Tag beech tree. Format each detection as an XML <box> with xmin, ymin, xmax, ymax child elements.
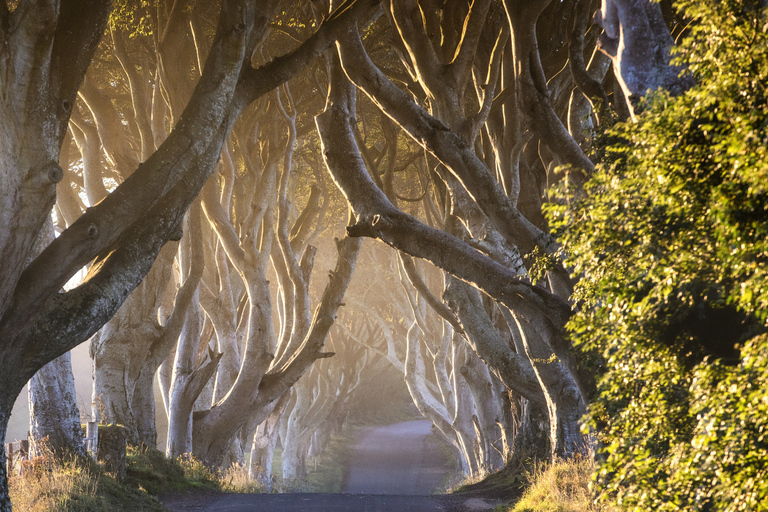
<box><xmin>0</xmin><ymin>0</ymin><xmax>377</xmax><ymax>508</ymax></box>
<box><xmin>317</xmin><ymin>1</ymin><xmax>588</xmax><ymax>460</ymax></box>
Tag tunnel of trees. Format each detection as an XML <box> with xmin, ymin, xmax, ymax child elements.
<box><xmin>1</xmin><ymin>0</ymin><xmax>767</xmax><ymax>510</ymax></box>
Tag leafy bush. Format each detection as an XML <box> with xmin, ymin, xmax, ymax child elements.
<box><xmin>549</xmin><ymin>1</ymin><xmax>768</xmax><ymax>510</ymax></box>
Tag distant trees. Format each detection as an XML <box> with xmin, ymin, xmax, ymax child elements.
<box><xmin>341</xmin><ymin>246</ymin><xmax>515</xmax><ymax>477</ymax></box>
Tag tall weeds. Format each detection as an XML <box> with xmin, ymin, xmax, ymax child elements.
<box><xmin>508</xmin><ymin>455</ymin><xmax>617</xmax><ymax>512</ymax></box>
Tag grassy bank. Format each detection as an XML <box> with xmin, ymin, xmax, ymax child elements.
<box><xmin>471</xmin><ymin>456</ymin><xmax>617</xmax><ymax>512</ymax></box>
<box><xmin>8</xmin><ymin>445</ymin><xmax>260</xmax><ymax>512</ymax></box>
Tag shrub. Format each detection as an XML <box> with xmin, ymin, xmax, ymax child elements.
<box><xmin>549</xmin><ymin>1</ymin><xmax>768</xmax><ymax>510</ymax></box>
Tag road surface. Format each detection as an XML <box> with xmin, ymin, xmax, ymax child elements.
<box><xmin>162</xmin><ymin>420</ymin><xmax>499</xmax><ymax>511</ymax></box>
<box><xmin>343</xmin><ymin>419</ymin><xmax>453</xmax><ymax>494</ymax></box>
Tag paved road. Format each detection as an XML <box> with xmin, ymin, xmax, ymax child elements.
<box><xmin>343</xmin><ymin>419</ymin><xmax>452</xmax><ymax>494</ymax></box>
<box><xmin>164</xmin><ymin>492</ymin><xmax>456</xmax><ymax>511</ymax></box>
<box><xmin>162</xmin><ymin>421</ymin><xmax>499</xmax><ymax>511</ymax></box>
<box><xmin>162</xmin><ymin>492</ymin><xmax>500</xmax><ymax>512</ymax></box>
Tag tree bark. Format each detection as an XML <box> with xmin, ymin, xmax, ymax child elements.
<box><xmin>29</xmin><ymin>351</ymin><xmax>86</xmax><ymax>458</ymax></box>
<box><xmin>594</xmin><ymin>0</ymin><xmax>692</xmax><ymax>117</ymax></box>
<box><xmin>0</xmin><ymin>1</ymin><xmax>376</xmax><ymax>507</ymax></box>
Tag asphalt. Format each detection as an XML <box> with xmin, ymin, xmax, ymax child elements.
<box><xmin>343</xmin><ymin>419</ymin><xmax>453</xmax><ymax>495</ymax></box>
<box><xmin>162</xmin><ymin>420</ymin><xmax>501</xmax><ymax>512</ymax></box>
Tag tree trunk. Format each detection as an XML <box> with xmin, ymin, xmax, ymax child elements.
<box><xmin>460</xmin><ymin>353</ymin><xmax>507</xmax><ymax>472</ymax></box>
<box><xmin>28</xmin><ymin>351</ymin><xmax>86</xmax><ymax>458</ymax></box>
<box><xmin>166</xmin><ymin>300</ymin><xmax>204</xmax><ymax>459</ymax></box>
<box><xmin>249</xmin><ymin>392</ymin><xmax>288</xmax><ymax>490</ymax></box>
<box><xmin>97</xmin><ymin>425</ymin><xmax>129</xmax><ymax>480</ymax></box>
<box><xmin>507</xmin><ymin>311</ymin><xmax>586</xmax><ymax>457</ymax></box>
<box><xmin>509</xmin><ymin>398</ymin><xmax>550</xmax><ymax>469</ymax></box>
<box><xmin>594</xmin><ymin>0</ymin><xmax>692</xmax><ymax>117</ymax></box>
<box><xmin>0</xmin><ymin>398</ymin><xmax>13</xmax><ymax>509</ymax></box>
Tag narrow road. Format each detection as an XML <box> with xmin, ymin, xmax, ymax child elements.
<box><xmin>163</xmin><ymin>493</ymin><xmax>454</xmax><ymax>511</ymax></box>
<box><xmin>163</xmin><ymin>420</ymin><xmax>498</xmax><ymax>511</ymax></box>
<box><xmin>343</xmin><ymin>419</ymin><xmax>453</xmax><ymax>494</ymax></box>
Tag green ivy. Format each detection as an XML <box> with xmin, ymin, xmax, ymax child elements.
<box><xmin>548</xmin><ymin>1</ymin><xmax>768</xmax><ymax>509</ymax></box>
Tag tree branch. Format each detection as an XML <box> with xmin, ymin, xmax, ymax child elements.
<box><xmin>336</xmin><ymin>24</ymin><xmax>562</xmax><ymax>259</ymax></box>
<box><xmin>398</xmin><ymin>253</ymin><xmax>464</xmax><ymax>336</ymax></box>
<box><xmin>51</xmin><ymin>0</ymin><xmax>113</xmax><ymax>130</ymax></box>
<box><xmin>568</xmin><ymin>0</ymin><xmax>610</xmax><ymax>121</ymax></box>
<box><xmin>447</xmin><ymin>0</ymin><xmax>495</xmax><ymax>86</ymax></box>
<box><xmin>317</xmin><ymin>50</ymin><xmax>571</xmax><ymax>341</ymax></box>
<box><xmin>201</xmin><ymin>178</ymin><xmax>247</xmax><ymax>272</ymax></box>
<box><xmin>2</xmin><ymin>0</ymin><xmax>255</xmax><ymax>369</ymax></box>
<box><xmin>234</xmin><ymin>0</ymin><xmax>380</xmax><ymax>110</ymax></box>
<box><xmin>443</xmin><ymin>276</ymin><xmax>545</xmax><ymax>405</ymax></box>
<box><xmin>503</xmin><ymin>0</ymin><xmax>595</xmax><ymax>179</ymax></box>
<box><xmin>259</xmin><ymin>236</ymin><xmax>361</xmax><ymax>402</ymax></box>
<box><xmin>150</xmin><ymin>200</ymin><xmax>206</xmax><ymax>363</ymax></box>
<box><xmin>387</xmin><ymin>0</ymin><xmax>443</xmax><ymax>89</ymax></box>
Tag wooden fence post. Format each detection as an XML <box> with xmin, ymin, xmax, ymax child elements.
<box><xmin>97</xmin><ymin>425</ymin><xmax>128</xmax><ymax>480</ymax></box>
<box><xmin>5</xmin><ymin>443</ymin><xmax>12</xmax><ymax>475</ymax></box>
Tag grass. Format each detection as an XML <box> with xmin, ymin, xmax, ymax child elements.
<box><xmin>450</xmin><ymin>457</ymin><xmax>529</xmax><ymax>501</ymax></box>
<box><xmin>494</xmin><ymin>455</ymin><xmax>617</xmax><ymax>512</ymax></box>
<box><xmin>8</xmin><ymin>444</ymin><xmax>263</xmax><ymax>512</ymax></box>
<box><xmin>9</xmin><ymin>451</ymin><xmax>166</xmax><ymax>512</ymax></box>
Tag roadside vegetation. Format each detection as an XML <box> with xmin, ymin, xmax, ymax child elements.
<box><xmin>487</xmin><ymin>456</ymin><xmax>613</xmax><ymax>512</ymax></box>
<box><xmin>482</xmin><ymin>3</ymin><xmax>768</xmax><ymax>511</ymax></box>
<box><xmin>550</xmin><ymin>2</ymin><xmax>768</xmax><ymax>510</ymax></box>
<box><xmin>8</xmin><ymin>445</ymin><xmax>259</xmax><ymax>512</ymax></box>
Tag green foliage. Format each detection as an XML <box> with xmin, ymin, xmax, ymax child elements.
<box><xmin>549</xmin><ymin>1</ymin><xmax>768</xmax><ymax>510</ymax></box>
<box><xmin>682</xmin><ymin>335</ymin><xmax>768</xmax><ymax>511</ymax></box>
<box><xmin>109</xmin><ymin>0</ymin><xmax>154</xmax><ymax>38</ymax></box>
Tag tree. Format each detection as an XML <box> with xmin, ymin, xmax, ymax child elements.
<box><xmin>340</xmin><ymin>247</ymin><xmax>513</xmax><ymax>477</ymax></box>
<box><xmin>555</xmin><ymin>1</ymin><xmax>768</xmax><ymax>509</ymax></box>
<box><xmin>593</xmin><ymin>0</ymin><xmax>692</xmax><ymax>118</ymax></box>
<box><xmin>0</xmin><ymin>0</ymin><xmax>377</xmax><ymax>508</ymax></box>
<box><xmin>317</xmin><ymin>1</ymin><xmax>589</xmax><ymax>460</ymax></box>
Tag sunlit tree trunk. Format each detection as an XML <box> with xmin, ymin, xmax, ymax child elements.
<box><xmin>85</xmin><ymin>1</ymin><xmax>204</xmax><ymax>448</ymax></box>
<box><xmin>26</xmin><ymin>220</ymin><xmax>86</xmax><ymax>458</ymax></box>
<box><xmin>0</xmin><ymin>2</ymin><xmax>113</xmax><ymax>507</ymax></box>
